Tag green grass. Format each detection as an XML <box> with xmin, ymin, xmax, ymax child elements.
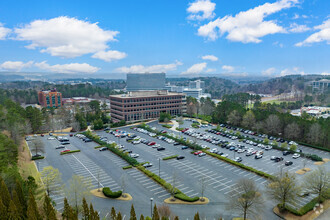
<box><xmin>162</xmin><ymin>124</ymin><xmax>173</xmax><ymax>129</ymax></box>
<box><xmin>162</xmin><ymin>155</ymin><xmax>178</xmax><ymax>160</ymax></box>
<box><xmin>60</xmin><ymin>150</ymin><xmax>81</xmax><ymax>155</ymax></box>
<box><xmin>94</xmin><ymin>146</ymin><xmax>103</xmax><ymax>149</ymax></box>
<box><xmin>122</xmin><ymin>165</ymin><xmax>133</xmax><ymax>170</ymax></box>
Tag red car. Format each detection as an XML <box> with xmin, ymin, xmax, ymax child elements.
<box><xmin>69</xmin><ymin>134</ymin><xmax>73</xmax><ymax>137</ymax></box>
<box><xmin>148</xmin><ymin>142</ymin><xmax>156</xmax><ymax>146</ymax></box>
<box><xmin>61</xmin><ymin>149</ymin><xmax>70</xmax><ymax>153</ymax></box>
<box><xmin>194</xmin><ymin>151</ymin><xmax>203</xmax><ymax>155</ymax></box>
<box><xmin>41</xmin><ymin>134</ymin><xmax>44</xmax><ymax>137</ymax></box>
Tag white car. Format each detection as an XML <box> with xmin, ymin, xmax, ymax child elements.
<box><xmin>198</xmin><ymin>153</ymin><xmax>206</xmax><ymax>157</ymax></box>
<box><xmin>47</xmin><ymin>137</ymin><xmax>55</xmax><ymax>140</ymax></box>
<box><xmin>292</xmin><ymin>153</ymin><xmax>300</xmax><ymax>159</ymax></box>
<box><xmin>221</xmin><ymin>154</ymin><xmax>228</xmax><ymax>158</ymax></box>
<box><xmin>130</xmin><ymin>153</ymin><xmax>139</xmax><ymax>158</ymax></box>
<box><xmin>210</xmin><ymin>148</ymin><xmax>218</xmax><ymax>153</ymax></box>
<box><xmin>270</xmin><ymin>156</ymin><xmax>277</xmax><ymax>160</ymax></box>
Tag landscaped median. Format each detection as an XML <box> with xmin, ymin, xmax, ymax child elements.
<box><xmin>82</xmin><ymin>131</ymin><xmax>139</xmax><ymax>166</ymax></box>
<box><xmin>91</xmin><ymin>188</ymin><xmax>132</xmax><ymax>201</ymax></box>
<box><xmin>137</xmin><ymin>165</ymin><xmax>207</xmax><ymax>204</ymax></box>
<box><xmin>60</xmin><ymin>150</ymin><xmax>81</xmax><ymax>155</ymax></box>
<box><xmin>31</xmin><ymin>156</ymin><xmax>45</xmax><ymax>160</ymax></box>
<box><xmin>162</xmin><ymin>155</ymin><xmax>178</xmax><ymax>160</ymax></box>
<box><xmin>94</xmin><ymin>145</ymin><xmax>103</xmax><ymax>149</ymax></box>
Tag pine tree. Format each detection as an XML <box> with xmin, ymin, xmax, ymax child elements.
<box><xmin>0</xmin><ymin>179</ymin><xmax>11</xmax><ymax>208</ymax></box>
<box><xmin>194</xmin><ymin>212</ymin><xmax>200</xmax><ymax>220</ymax></box>
<box><xmin>152</xmin><ymin>204</ymin><xmax>159</xmax><ymax>220</ymax></box>
<box><xmin>82</xmin><ymin>197</ymin><xmax>89</xmax><ymax>220</ymax></box>
<box><xmin>7</xmin><ymin>199</ymin><xmax>20</xmax><ymax>220</ymax></box>
<box><xmin>0</xmin><ymin>198</ymin><xmax>7</xmax><ymax>220</ymax></box>
<box><xmin>110</xmin><ymin>207</ymin><xmax>116</xmax><ymax>220</ymax></box>
<box><xmin>174</xmin><ymin>216</ymin><xmax>179</xmax><ymax>220</ymax></box>
<box><xmin>27</xmin><ymin>190</ymin><xmax>41</xmax><ymax>220</ymax></box>
<box><xmin>139</xmin><ymin>214</ymin><xmax>145</xmax><ymax>220</ymax></box>
<box><xmin>117</xmin><ymin>211</ymin><xmax>122</xmax><ymax>220</ymax></box>
<box><xmin>12</xmin><ymin>190</ymin><xmax>23</xmax><ymax>219</ymax></box>
<box><xmin>15</xmin><ymin>180</ymin><xmax>27</xmax><ymax>216</ymax></box>
<box><xmin>130</xmin><ymin>204</ymin><xmax>137</xmax><ymax>220</ymax></box>
<box><xmin>62</xmin><ymin>198</ymin><xmax>70</xmax><ymax>220</ymax></box>
<box><xmin>43</xmin><ymin>194</ymin><xmax>57</xmax><ymax>220</ymax></box>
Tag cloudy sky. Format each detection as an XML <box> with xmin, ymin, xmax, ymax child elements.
<box><xmin>0</xmin><ymin>0</ymin><xmax>329</xmax><ymax>77</ymax></box>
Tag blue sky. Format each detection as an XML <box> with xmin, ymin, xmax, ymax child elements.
<box><xmin>0</xmin><ymin>0</ymin><xmax>329</xmax><ymax>78</ymax></box>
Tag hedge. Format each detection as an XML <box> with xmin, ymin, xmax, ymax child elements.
<box><xmin>94</xmin><ymin>146</ymin><xmax>103</xmax><ymax>149</ymax></box>
<box><xmin>83</xmin><ymin>132</ymin><xmax>139</xmax><ymax>166</ymax></box>
<box><xmin>176</xmin><ymin>127</ymin><xmax>184</xmax><ymax>131</ymax></box>
<box><xmin>122</xmin><ymin>165</ymin><xmax>133</xmax><ymax>170</ymax></box>
<box><xmin>102</xmin><ymin>187</ymin><xmax>122</xmax><ymax>198</ymax></box>
<box><xmin>31</xmin><ymin>156</ymin><xmax>44</xmax><ymax>160</ymax></box>
<box><xmin>162</xmin><ymin>155</ymin><xmax>178</xmax><ymax>160</ymax></box>
<box><xmin>205</xmin><ymin>151</ymin><xmax>275</xmax><ymax>180</ymax></box>
<box><xmin>191</xmin><ymin>123</ymin><xmax>200</xmax><ymax>128</ymax></box>
<box><xmin>137</xmin><ymin>166</ymin><xmax>199</xmax><ymax>202</ymax></box>
<box><xmin>162</xmin><ymin>124</ymin><xmax>173</xmax><ymax>129</ymax></box>
<box><xmin>60</xmin><ymin>150</ymin><xmax>81</xmax><ymax>155</ymax></box>
<box><xmin>284</xmin><ymin>196</ymin><xmax>326</xmax><ymax>216</ymax></box>
<box><xmin>174</xmin><ymin>193</ymin><xmax>199</xmax><ymax>202</ymax></box>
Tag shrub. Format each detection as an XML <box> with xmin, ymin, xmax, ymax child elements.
<box><xmin>162</xmin><ymin>124</ymin><xmax>172</xmax><ymax>129</ymax></box>
<box><xmin>176</xmin><ymin>127</ymin><xmax>184</xmax><ymax>131</ymax></box>
<box><xmin>60</xmin><ymin>150</ymin><xmax>81</xmax><ymax>155</ymax></box>
<box><xmin>122</xmin><ymin>165</ymin><xmax>133</xmax><ymax>170</ymax></box>
<box><xmin>174</xmin><ymin>193</ymin><xmax>199</xmax><ymax>202</ymax></box>
<box><xmin>162</xmin><ymin>155</ymin><xmax>178</xmax><ymax>160</ymax></box>
<box><xmin>191</xmin><ymin>123</ymin><xmax>200</xmax><ymax>128</ymax></box>
<box><xmin>94</xmin><ymin>146</ymin><xmax>103</xmax><ymax>149</ymax></box>
<box><xmin>102</xmin><ymin>187</ymin><xmax>122</xmax><ymax>198</ymax></box>
<box><xmin>306</xmin><ymin>154</ymin><xmax>323</xmax><ymax>161</ymax></box>
<box><xmin>31</xmin><ymin>156</ymin><xmax>44</xmax><ymax>160</ymax></box>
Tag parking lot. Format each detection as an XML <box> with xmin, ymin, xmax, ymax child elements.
<box><xmin>25</xmin><ymin>119</ymin><xmax>330</xmax><ymax>219</ymax></box>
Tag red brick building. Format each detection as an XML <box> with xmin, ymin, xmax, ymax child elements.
<box><xmin>38</xmin><ymin>89</ymin><xmax>62</xmax><ymax>108</ymax></box>
<box><xmin>109</xmin><ymin>90</ymin><xmax>186</xmax><ymax>122</ymax></box>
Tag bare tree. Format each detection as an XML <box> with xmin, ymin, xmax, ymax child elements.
<box><xmin>227</xmin><ymin>110</ymin><xmax>241</xmax><ymax>126</ymax></box>
<box><xmin>157</xmin><ymin>204</ymin><xmax>173</xmax><ymax>219</ymax></box>
<box><xmin>170</xmin><ymin>171</ymin><xmax>179</xmax><ymax>199</ymax></box>
<box><xmin>31</xmin><ymin>138</ymin><xmax>45</xmax><ymax>156</ymax></box>
<box><xmin>227</xmin><ymin>179</ymin><xmax>263</xmax><ymax>220</ymax></box>
<box><xmin>199</xmin><ymin>176</ymin><xmax>208</xmax><ymax>201</ymax></box>
<box><xmin>284</xmin><ymin>122</ymin><xmax>301</xmax><ymax>140</ymax></box>
<box><xmin>266</xmin><ymin>171</ymin><xmax>301</xmax><ymax>212</ymax></box>
<box><xmin>242</xmin><ymin>110</ymin><xmax>256</xmax><ymax>128</ymax></box>
<box><xmin>307</xmin><ymin>124</ymin><xmax>323</xmax><ymax>145</ymax></box>
<box><xmin>71</xmin><ymin>119</ymin><xmax>81</xmax><ymax>132</ymax></box>
<box><xmin>120</xmin><ymin>174</ymin><xmax>127</xmax><ymax>197</ymax></box>
<box><xmin>303</xmin><ymin>166</ymin><xmax>330</xmax><ymax>202</ymax></box>
<box><xmin>40</xmin><ymin>166</ymin><xmax>63</xmax><ymax>197</ymax></box>
<box><xmin>264</xmin><ymin>114</ymin><xmax>281</xmax><ymax>135</ymax></box>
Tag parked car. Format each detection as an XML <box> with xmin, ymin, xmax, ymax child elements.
<box><xmin>61</xmin><ymin>141</ymin><xmax>70</xmax><ymax>145</ymax></box>
<box><xmin>285</xmin><ymin>161</ymin><xmax>293</xmax><ymax>166</ymax></box>
<box><xmin>69</xmin><ymin>134</ymin><xmax>73</xmax><ymax>137</ymax></box>
<box><xmin>198</xmin><ymin>152</ymin><xmax>206</xmax><ymax>157</ymax></box>
<box><xmin>157</xmin><ymin>147</ymin><xmax>165</xmax><ymax>151</ymax></box>
<box><xmin>148</xmin><ymin>142</ymin><xmax>156</xmax><ymax>146</ymax></box>
<box><xmin>181</xmin><ymin>146</ymin><xmax>188</xmax><ymax>150</ymax></box>
<box><xmin>176</xmin><ymin>156</ymin><xmax>185</xmax><ymax>160</ymax></box>
<box><xmin>47</xmin><ymin>137</ymin><xmax>55</xmax><ymax>140</ymax></box>
<box><xmin>234</xmin><ymin>157</ymin><xmax>242</xmax><ymax>162</ymax></box>
<box><xmin>84</xmin><ymin>138</ymin><xmax>92</xmax><ymax>142</ymax></box>
<box><xmin>283</xmin><ymin>151</ymin><xmax>291</xmax><ymax>156</ymax></box>
<box><xmin>99</xmin><ymin>147</ymin><xmax>108</xmax><ymax>151</ymax></box>
<box><xmin>194</xmin><ymin>151</ymin><xmax>203</xmax><ymax>155</ymax></box>
<box><xmin>143</xmin><ymin>163</ymin><xmax>153</xmax><ymax>168</ymax></box>
<box><xmin>292</xmin><ymin>153</ymin><xmax>300</xmax><ymax>159</ymax></box>
<box><xmin>55</xmin><ymin>145</ymin><xmax>65</xmax><ymax>149</ymax></box>
<box><xmin>255</xmin><ymin>154</ymin><xmax>263</xmax><ymax>159</ymax></box>
<box><xmin>274</xmin><ymin>157</ymin><xmax>284</xmax><ymax>162</ymax></box>
<box><xmin>130</xmin><ymin>153</ymin><xmax>139</xmax><ymax>158</ymax></box>
<box><xmin>61</xmin><ymin>149</ymin><xmax>70</xmax><ymax>153</ymax></box>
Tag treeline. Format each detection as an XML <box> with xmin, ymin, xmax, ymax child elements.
<box><xmin>212</xmin><ymin>100</ymin><xmax>330</xmax><ymax>148</ymax></box>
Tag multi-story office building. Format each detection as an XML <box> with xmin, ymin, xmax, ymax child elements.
<box><xmin>109</xmin><ymin>90</ymin><xmax>186</xmax><ymax>122</ymax></box>
<box><xmin>311</xmin><ymin>79</ymin><xmax>330</xmax><ymax>93</ymax></box>
<box><xmin>126</xmin><ymin>73</ymin><xmax>166</xmax><ymax>91</ymax></box>
<box><xmin>38</xmin><ymin>89</ymin><xmax>62</xmax><ymax>108</ymax></box>
<box><xmin>189</xmin><ymin>79</ymin><xmax>205</xmax><ymax>90</ymax></box>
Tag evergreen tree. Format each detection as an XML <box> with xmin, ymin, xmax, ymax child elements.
<box><xmin>12</xmin><ymin>190</ymin><xmax>23</xmax><ymax>219</ymax></box>
<box><xmin>152</xmin><ymin>204</ymin><xmax>159</xmax><ymax>220</ymax></box>
<box><xmin>139</xmin><ymin>214</ymin><xmax>145</xmax><ymax>220</ymax></box>
<box><xmin>82</xmin><ymin>197</ymin><xmax>89</xmax><ymax>220</ymax></box>
<box><xmin>43</xmin><ymin>194</ymin><xmax>57</xmax><ymax>220</ymax></box>
<box><xmin>89</xmin><ymin>203</ymin><xmax>99</xmax><ymax>220</ymax></box>
<box><xmin>130</xmin><ymin>204</ymin><xmax>137</xmax><ymax>220</ymax></box>
<box><xmin>110</xmin><ymin>207</ymin><xmax>116</xmax><ymax>220</ymax></box>
<box><xmin>0</xmin><ymin>179</ymin><xmax>11</xmax><ymax>208</ymax></box>
<box><xmin>15</xmin><ymin>180</ymin><xmax>27</xmax><ymax>216</ymax></box>
<box><xmin>27</xmin><ymin>190</ymin><xmax>41</xmax><ymax>220</ymax></box>
<box><xmin>174</xmin><ymin>216</ymin><xmax>179</xmax><ymax>220</ymax></box>
<box><xmin>7</xmin><ymin>199</ymin><xmax>20</xmax><ymax>220</ymax></box>
<box><xmin>117</xmin><ymin>212</ymin><xmax>122</xmax><ymax>220</ymax></box>
<box><xmin>0</xmin><ymin>198</ymin><xmax>7</xmax><ymax>220</ymax></box>
<box><xmin>194</xmin><ymin>212</ymin><xmax>200</xmax><ymax>220</ymax></box>
<box><xmin>62</xmin><ymin>198</ymin><xmax>70</xmax><ymax>220</ymax></box>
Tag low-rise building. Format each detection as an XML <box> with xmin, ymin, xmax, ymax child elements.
<box><xmin>109</xmin><ymin>90</ymin><xmax>186</xmax><ymax>123</ymax></box>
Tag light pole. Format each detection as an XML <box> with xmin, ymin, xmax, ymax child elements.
<box><xmin>159</xmin><ymin>158</ymin><xmax>161</xmax><ymax>178</ymax></box>
<box><xmin>150</xmin><ymin>198</ymin><xmax>153</xmax><ymax>217</ymax></box>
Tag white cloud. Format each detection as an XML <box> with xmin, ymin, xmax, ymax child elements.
<box><xmin>293</xmin><ymin>13</ymin><xmax>300</xmax><ymax>19</ymax></box>
<box><xmin>206</xmin><ymin>68</ymin><xmax>216</xmax><ymax>73</ymax></box>
<box><xmin>222</xmin><ymin>65</ymin><xmax>235</xmax><ymax>72</ymax></box>
<box><xmin>92</xmin><ymin>50</ymin><xmax>127</xmax><ymax>62</ymax></box>
<box><xmin>15</xmin><ymin>16</ymin><xmax>121</xmax><ymax>58</ymax></box>
<box><xmin>116</xmin><ymin>61</ymin><xmax>182</xmax><ymax>73</ymax></box>
<box><xmin>202</xmin><ymin>54</ymin><xmax>218</xmax><ymax>61</ymax></box>
<box><xmin>262</xmin><ymin>67</ymin><xmax>276</xmax><ymax>76</ymax></box>
<box><xmin>280</xmin><ymin>67</ymin><xmax>305</xmax><ymax>76</ymax></box>
<box><xmin>0</xmin><ymin>61</ymin><xmax>33</xmax><ymax>71</ymax></box>
<box><xmin>197</xmin><ymin>0</ymin><xmax>298</xmax><ymax>43</ymax></box>
<box><xmin>35</xmin><ymin>61</ymin><xmax>99</xmax><ymax>73</ymax></box>
<box><xmin>289</xmin><ymin>22</ymin><xmax>310</xmax><ymax>33</ymax></box>
<box><xmin>295</xmin><ymin>18</ymin><xmax>330</xmax><ymax>46</ymax></box>
<box><xmin>0</xmin><ymin>23</ymin><xmax>10</xmax><ymax>40</ymax></box>
<box><xmin>187</xmin><ymin>0</ymin><xmax>216</xmax><ymax>21</ymax></box>
<box><xmin>182</xmin><ymin>62</ymin><xmax>207</xmax><ymax>75</ymax></box>
<box><xmin>321</xmin><ymin>72</ymin><xmax>330</xmax><ymax>76</ymax></box>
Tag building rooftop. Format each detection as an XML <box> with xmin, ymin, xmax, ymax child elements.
<box><xmin>110</xmin><ymin>90</ymin><xmax>184</xmax><ymax>98</ymax></box>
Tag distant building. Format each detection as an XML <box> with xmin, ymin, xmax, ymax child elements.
<box><xmin>38</xmin><ymin>89</ymin><xmax>62</xmax><ymax>108</ymax></box>
<box><xmin>166</xmin><ymin>79</ymin><xmax>211</xmax><ymax>100</ymax></box>
<box><xmin>126</xmin><ymin>73</ymin><xmax>166</xmax><ymax>91</ymax></box>
<box><xmin>291</xmin><ymin>106</ymin><xmax>330</xmax><ymax>118</ymax></box>
<box><xmin>62</xmin><ymin>97</ymin><xmax>94</xmax><ymax>105</ymax></box>
<box><xmin>189</xmin><ymin>79</ymin><xmax>205</xmax><ymax>90</ymax></box>
<box><xmin>109</xmin><ymin>90</ymin><xmax>186</xmax><ymax>123</ymax></box>
<box><xmin>311</xmin><ymin>79</ymin><xmax>330</xmax><ymax>93</ymax></box>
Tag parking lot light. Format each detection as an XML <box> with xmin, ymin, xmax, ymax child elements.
<box><xmin>159</xmin><ymin>158</ymin><xmax>161</xmax><ymax>178</ymax></box>
<box><xmin>150</xmin><ymin>198</ymin><xmax>153</xmax><ymax>217</ymax></box>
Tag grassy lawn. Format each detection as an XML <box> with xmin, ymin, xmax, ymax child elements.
<box><xmin>262</xmin><ymin>100</ymin><xmax>295</xmax><ymax>104</ymax></box>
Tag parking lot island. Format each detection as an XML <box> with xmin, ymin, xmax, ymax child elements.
<box><xmin>164</xmin><ymin>196</ymin><xmax>209</xmax><ymax>205</ymax></box>
<box><xmin>91</xmin><ymin>188</ymin><xmax>132</xmax><ymax>201</ymax></box>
